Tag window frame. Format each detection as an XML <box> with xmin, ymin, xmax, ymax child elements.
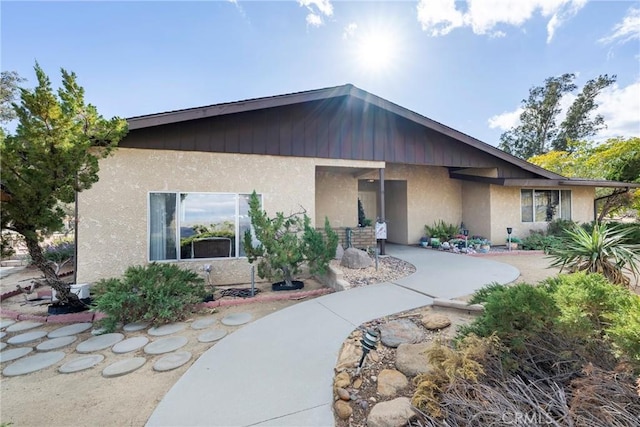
<box><xmin>520</xmin><ymin>189</ymin><xmax>572</xmax><ymax>223</ymax></box>
<box><xmin>147</xmin><ymin>191</ymin><xmax>261</xmax><ymax>262</ymax></box>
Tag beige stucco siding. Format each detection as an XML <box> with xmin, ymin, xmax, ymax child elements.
<box><xmin>489</xmin><ymin>186</ymin><xmax>595</xmax><ymax>242</ymax></box>
<box><xmin>77</xmin><ymin>149</ymin><xmax>318</xmax><ymax>285</ymax></box>
<box><xmin>315</xmin><ymin>170</ymin><xmax>358</xmax><ymax>227</ymax></box>
<box><xmin>461</xmin><ymin>181</ymin><xmax>492</xmax><ymax>239</ymax></box>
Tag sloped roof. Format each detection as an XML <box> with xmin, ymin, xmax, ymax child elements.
<box><xmin>126</xmin><ymin>84</ymin><xmax>638</xmax><ymax>188</ymax></box>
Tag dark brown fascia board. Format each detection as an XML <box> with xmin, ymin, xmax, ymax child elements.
<box><xmin>126</xmin><ymin>83</ymin><xmax>563</xmax><ymax>180</ymax></box>
<box><xmin>450</xmin><ymin>172</ymin><xmax>640</xmax><ymax>189</ymax></box>
<box><xmin>127</xmin><ymin>85</ymin><xmax>353</xmax><ymax>130</ymax></box>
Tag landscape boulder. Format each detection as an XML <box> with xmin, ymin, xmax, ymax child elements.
<box><xmin>367</xmin><ymin>397</ymin><xmax>415</xmax><ymax>427</ymax></box>
<box><xmin>341</xmin><ymin>248</ymin><xmax>373</xmax><ymax>269</ymax></box>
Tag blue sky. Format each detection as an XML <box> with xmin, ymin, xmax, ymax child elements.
<box><xmin>2</xmin><ymin>1</ymin><xmax>639</xmax><ymax>147</ymax></box>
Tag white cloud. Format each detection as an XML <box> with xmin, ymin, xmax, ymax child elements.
<box><xmin>595</xmin><ymin>79</ymin><xmax>640</xmax><ymax>140</ymax></box>
<box><xmin>488</xmin><ymin>107</ymin><xmax>523</xmax><ymax>130</ymax></box>
<box><xmin>416</xmin><ymin>0</ymin><xmax>587</xmax><ymax>43</ymax></box>
<box><xmin>299</xmin><ymin>0</ymin><xmax>333</xmax><ymax>27</ymax></box>
<box><xmin>599</xmin><ymin>6</ymin><xmax>640</xmax><ymax>45</ymax></box>
<box><xmin>343</xmin><ymin>22</ymin><xmax>358</xmax><ymax>39</ymax></box>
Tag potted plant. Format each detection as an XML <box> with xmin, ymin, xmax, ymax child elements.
<box><xmin>243</xmin><ymin>191</ymin><xmax>338</xmax><ymax>291</ymax></box>
<box><xmin>506</xmin><ymin>236</ymin><xmax>523</xmax><ymax>250</ymax></box>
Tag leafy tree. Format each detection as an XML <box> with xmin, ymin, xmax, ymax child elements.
<box><xmin>0</xmin><ymin>70</ymin><xmax>25</xmax><ymax>124</ymax></box>
<box><xmin>498</xmin><ymin>73</ymin><xmax>615</xmax><ymax>158</ymax></box>
<box><xmin>242</xmin><ymin>191</ymin><xmax>338</xmax><ymax>288</ymax></box>
<box><xmin>0</xmin><ymin>64</ymin><xmax>128</xmax><ymax>305</ymax></box>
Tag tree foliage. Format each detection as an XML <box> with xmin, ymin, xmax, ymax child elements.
<box><xmin>242</xmin><ymin>191</ymin><xmax>338</xmax><ymax>287</ymax></box>
<box><xmin>498</xmin><ymin>73</ymin><xmax>616</xmax><ymax>158</ymax></box>
<box><xmin>1</xmin><ymin>70</ymin><xmax>25</xmax><ymax>124</ymax></box>
<box><xmin>0</xmin><ymin>63</ymin><xmax>128</xmax><ymax>304</ymax></box>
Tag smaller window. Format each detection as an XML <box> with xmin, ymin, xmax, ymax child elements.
<box><xmin>520</xmin><ymin>189</ymin><xmax>571</xmax><ymax>223</ymax></box>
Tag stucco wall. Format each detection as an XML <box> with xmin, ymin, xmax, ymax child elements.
<box><xmin>385</xmin><ymin>180</ymin><xmax>408</xmax><ymax>244</ymax></box>
<box><xmin>461</xmin><ymin>181</ymin><xmax>492</xmax><ymax>239</ymax></box>
<box><xmin>489</xmin><ymin>186</ymin><xmax>595</xmax><ymax>243</ymax></box>
<box><xmin>315</xmin><ymin>170</ymin><xmax>357</xmax><ymax>227</ymax></box>
<box><xmin>77</xmin><ymin>149</ymin><xmax>317</xmax><ymax>285</ymax></box>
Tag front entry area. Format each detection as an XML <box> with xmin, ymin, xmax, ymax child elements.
<box><xmin>358</xmin><ymin>179</ymin><xmax>408</xmax><ymax>244</ymax></box>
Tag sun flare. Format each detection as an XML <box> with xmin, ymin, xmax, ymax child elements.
<box><xmin>356</xmin><ymin>31</ymin><xmax>396</xmax><ymax>72</ymax></box>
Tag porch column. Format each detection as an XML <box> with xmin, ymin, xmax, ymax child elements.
<box><xmin>378</xmin><ymin>168</ymin><xmax>386</xmax><ymax>255</ymax></box>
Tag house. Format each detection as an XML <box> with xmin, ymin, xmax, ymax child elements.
<box><xmin>76</xmin><ymin>84</ymin><xmax>638</xmax><ymax>284</ymax></box>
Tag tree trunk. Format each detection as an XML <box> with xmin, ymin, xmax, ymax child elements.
<box><xmin>281</xmin><ymin>266</ymin><xmax>293</xmax><ymax>288</ymax></box>
<box><xmin>23</xmin><ymin>232</ymin><xmax>81</xmax><ymax>307</ymax></box>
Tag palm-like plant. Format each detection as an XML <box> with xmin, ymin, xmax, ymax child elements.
<box><xmin>547</xmin><ymin>223</ymin><xmax>640</xmax><ymax>287</ymax></box>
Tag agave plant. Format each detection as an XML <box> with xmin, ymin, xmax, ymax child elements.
<box><xmin>547</xmin><ymin>223</ymin><xmax>640</xmax><ymax>287</ymax></box>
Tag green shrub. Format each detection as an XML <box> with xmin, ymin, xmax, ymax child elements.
<box><xmin>43</xmin><ymin>239</ymin><xmax>74</xmax><ymax>263</ymax></box>
<box><xmin>521</xmin><ymin>232</ymin><xmax>562</xmax><ymax>252</ymax></box>
<box><xmin>460</xmin><ymin>283</ymin><xmax>559</xmax><ymax>350</ymax></box>
<box><xmin>546</xmin><ymin>219</ymin><xmax>577</xmax><ymax>237</ymax></box>
<box><xmin>424</xmin><ymin>220</ymin><xmax>459</xmax><ymax>241</ymax></box>
<box><xmin>92</xmin><ymin>263</ymin><xmax>206</xmax><ymax>332</ymax></box>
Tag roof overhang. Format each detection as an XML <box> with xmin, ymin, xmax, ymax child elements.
<box><xmin>450</xmin><ymin>172</ymin><xmax>640</xmax><ymax>189</ymax></box>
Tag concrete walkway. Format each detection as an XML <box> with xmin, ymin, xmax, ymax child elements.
<box><xmin>146</xmin><ymin>245</ymin><xmax>519</xmax><ymax>427</ymax></box>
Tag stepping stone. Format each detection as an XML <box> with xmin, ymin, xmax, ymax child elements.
<box><xmin>0</xmin><ymin>319</ymin><xmax>16</xmax><ymax>329</ymax></box>
<box><xmin>123</xmin><ymin>321</ymin><xmax>150</xmax><ymax>332</ymax></box>
<box><xmin>191</xmin><ymin>317</ymin><xmax>216</xmax><ymax>330</ymax></box>
<box><xmin>6</xmin><ymin>321</ymin><xmax>43</xmax><ymax>333</ymax></box>
<box><xmin>0</xmin><ymin>347</ymin><xmax>33</xmax><ymax>363</ymax></box>
<box><xmin>144</xmin><ymin>336</ymin><xmax>188</xmax><ymax>355</ymax></box>
<box><xmin>0</xmin><ymin>342</ymin><xmax>6</xmax><ymax>351</ymax></box>
<box><xmin>7</xmin><ymin>330</ymin><xmax>48</xmax><ymax>345</ymax></box>
<box><xmin>37</xmin><ymin>336</ymin><xmax>78</xmax><ymax>352</ymax></box>
<box><xmin>112</xmin><ymin>336</ymin><xmax>149</xmax><ymax>354</ymax></box>
<box><xmin>221</xmin><ymin>313</ymin><xmax>252</xmax><ymax>326</ymax></box>
<box><xmin>379</xmin><ymin>319</ymin><xmax>424</xmax><ymax>348</ymax></box>
<box><xmin>76</xmin><ymin>333</ymin><xmax>124</xmax><ymax>353</ymax></box>
<box><xmin>59</xmin><ymin>354</ymin><xmax>105</xmax><ymax>374</ymax></box>
<box><xmin>197</xmin><ymin>329</ymin><xmax>227</xmax><ymax>343</ymax></box>
<box><xmin>153</xmin><ymin>351</ymin><xmax>192</xmax><ymax>372</ymax></box>
<box><xmin>148</xmin><ymin>323</ymin><xmax>186</xmax><ymax>336</ymax></box>
<box><xmin>102</xmin><ymin>357</ymin><xmax>146</xmax><ymax>378</ymax></box>
<box><xmin>0</xmin><ymin>332</ymin><xmax>6</xmax><ymax>339</ymax></box>
<box><xmin>2</xmin><ymin>351</ymin><xmax>65</xmax><ymax>376</ymax></box>
<box><xmin>48</xmin><ymin>322</ymin><xmax>93</xmax><ymax>338</ymax></box>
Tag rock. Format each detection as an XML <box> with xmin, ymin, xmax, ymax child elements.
<box><xmin>421</xmin><ymin>313</ymin><xmax>451</xmax><ymax>330</ymax></box>
<box><xmin>396</xmin><ymin>342</ymin><xmax>433</xmax><ymax>377</ymax></box>
<box><xmin>379</xmin><ymin>319</ymin><xmax>424</xmax><ymax>348</ymax></box>
<box><xmin>335</xmin><ymin>341</ymin><xmax>362</xmax><ymax>372</ymax></box>
<box><xmin>353</xmin><ymin>378</ymin><xmax>363</xmax><ymax>389</ymax></box>
<box><xmin>395</xmin><ymin>342</ymin><xmax>435</xmax><ymax>377</ymax></box>
<box><xmin>367</xmin><ymin>397</ymin><xmax>415</xmax><ymax>427</ymax></box>
<box><xmin>334</xmin><ymin>400</ymin><xmax>353</xmax><ymax>420</ymax></box>
<box><xmin>377</xmin><ymin>369</ymin><xmax>408</xmax><ymax>397</ymax></box>
<box><xmin>334</xmin><ymin>243</ymin><xmax>345</xmax><ymax>260</ymax></box>
<box><xmin>334</xmin><ymin>371</ymin><xmax>351</xmax><ymax>389</ymax></box>
<box><xmin>336</xmin><ymin>387</ymin><xmax>350</xmax><ymax>401</ymax></box>
<box><xmin>341</xmin><ymin>248</ymin><xmax>373</xmax><ymax>269</ymax></box>
<box><xmin>369</xmin><ymin>350</ymin><xmax>379</xmax><ymax>362</ymax></box>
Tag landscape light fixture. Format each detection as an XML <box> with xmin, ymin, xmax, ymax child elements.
<box><xmin>507</xmin><ymin>227</ymin><xmax>513</xmax><ymax>251</ymax></box>
<box><xmin>463</xmin><ymin>229</ymin><xmax>469</xmax><ymax>248</ymax></box>
<box><xmin>357</xmin><ymin>328</ymin><xmax>379</xmax><ymax>374</ymax></box>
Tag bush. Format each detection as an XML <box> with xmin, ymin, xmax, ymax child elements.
<box><xmin>43</xmin><ymin>239</ymin><xmax>74</xmax><ymax>264</ymax></box>
<box><xmin>546</xmin><ymin>218</ymin><xmax>577</xmax><ymax>237</ymax></box>
<box><xmin>521</xmin><ymin>232</ymin><xmax>562</xmax><ymax>252</ymax></box>
<box><xmin>92</xmin><ymin>263</ymin><xmax>206</xmax><ymax>332</ymax></box>
<box><xmin>424</xmin><ymin>220</ymin><xmax>459</xmax><ymax>241</ymax></box>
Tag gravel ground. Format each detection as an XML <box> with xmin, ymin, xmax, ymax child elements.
<box><xmin>330</xmin><ymin>256</ymin><xmax>416</xmax><ymax>287</ymax></box>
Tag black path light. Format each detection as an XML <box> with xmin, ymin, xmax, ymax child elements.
<box><xmin>357</xmin><ymin>328</ymin><xmax>379</xmax><ymax>374</ymax></box>
<box><xmin>507</xmin><ymin>227</ymin><xmax>513</xmax><ymax>251</ymax></box>
<box><xmin>463</xmin><ymin>229</ymin><xmax>469</xmax><ymax>249</ymax></box>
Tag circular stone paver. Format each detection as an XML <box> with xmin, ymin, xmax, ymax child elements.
<box><xmin>6</xmin><ymin>321</ymin><xmax>44</xmax><ymax>333</ymax></box>
<box><xmin>191</xmin><ymin>318</ymin><xmax>217</xmax><ymax>330</ymax></box>
<box><xmin>102</xmin><ymin>357</ymin><xmax>146</xmax><ymax>378</ymax></box>
<box><xmin>2</xmin><ymin>351</ymin><xmax>65</xmax><ymax>376</ymax></box>
<box><xmin>153</xmin><ymin>351</ymin><xmax>192</xmax><ymax>372</ymax></box>
<box><xmin>59</xmin><ymin>354</ymin><xmax>105</xmax><ymax>374</ymax></box>
<box><xmin>112</xmin><ymin>336</ymin><xmax>149</xmax><ymax>354</ymax></box>
<box><xmin>0</xmin><ymin>331</ymin><xmax>6</xmax><ymax>339</ymax></box>
<box><xmin>148</xmin><ymin>323</ymin><xmax>187</xmax><ymax>336</ymax></box>
<box><xmin>197</xmin><ymin>329</ymin><xmax>227</xmax><ymax>343</ymax></box>
<box><xmin>0</xmin><ymin>347</ymin><xmax>33</xmax><ymax>363</ymax></box>
<box><xmin>123</xmin><ymin>321</ymin><xmax>150</xmax><ymax>332</ymax></box>
<box><xmin>0</xmin><ymin>342</ymin><xmax>6</xmax><ymax>351</ymax></box>
<box><xmin>0</xmin><ymin>319</ymin><xmax>16</xmax><ymax>329</ymax></box>
<box><xmin>36</xmin><ymin>336</ymin><xmax>78</xmax><ymax>351</ymax></box>
<box><xmin>7</xmin><ymin>330</ymin><xmax>48</xmax><ymax>345</ymax></box>
<box><xmin>76</xmin><ymin>333</ymin><xmax>124</xmax><ymax>353</ymax></box>
<box><xmin>144</xmin><ymin>336</ymin><xmax>189</xmax><ymax>355</ymax></box>
<box><xmin>48</xmin><ymin>322</ymin><xmax>93</xmax><ymax>338</ymax></box>
<box><xmin>221</xmin><ymin>313</ymin><xmax>252</xmax><ymax>326</ymax></box>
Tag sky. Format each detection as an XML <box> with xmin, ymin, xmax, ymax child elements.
<box><xmin>2</xmin><ymin>0</ymin><xmax>639</xmax><ymax>147</ymax></box>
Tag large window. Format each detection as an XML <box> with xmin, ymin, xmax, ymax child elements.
<box><xmin>149</xmin><ymin>192</ymin><xmax>259</xmax><ymax>261</ymax></box>
<box><xmin>521</xmin><ymin>189</ymin><xmax>571</xmax><ymax>222</ymax></box>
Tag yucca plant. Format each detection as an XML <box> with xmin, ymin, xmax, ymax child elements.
<box><xmin>547</xmin><ymin>223</ymin><xmax>640</xmax><ymax>287</ymax></box>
